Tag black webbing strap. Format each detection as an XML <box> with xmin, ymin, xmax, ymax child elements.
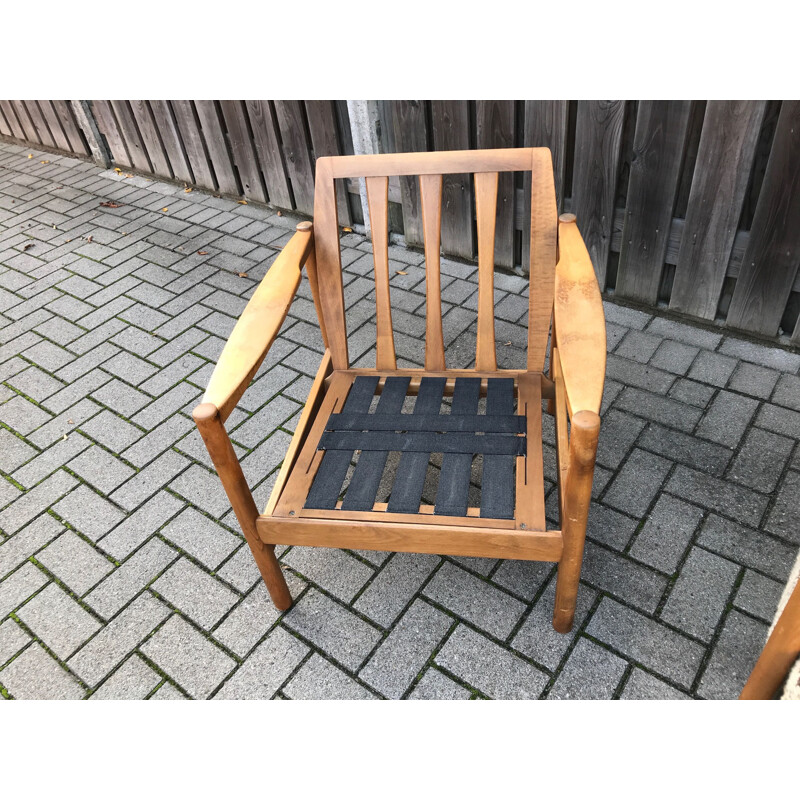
<box><xmin>480</xmin><ymin>378</ymin><xmax>516</xmax><ymax>519</ymax></box>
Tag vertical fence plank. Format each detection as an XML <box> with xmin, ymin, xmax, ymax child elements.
<box><xmin>38</xmin><ymin>101</ymin><xmax>71</xmax><ymax>152</ymax></box>
<box><xmin>669</xmin><ymin>101</ymin><xmax>766</xmax><ymax>319</ymax></box>
<box><xmin>58</xmin><ymin>101</ymin><xmax>91</xmax><ymax>157</ymax></box>
<box><xmin>0</xmin><ymin>101</ymin><xmax>24</xmax><ymax>139</ymax></box>
<box><xmin>476</xmin><ymin>101</ymin><xmax>516</xmax><ymax>269</ymax></box>
<box><xmin>92</xmin><ymin>100</ymin><xmax>132</xmax><ymax>167</ymax></box>
<box><xmin>274</xmin><ymin>101</ymin><xmax>315</xmax><ymax>215</ymax></box>
<box><xmin>522</xmin><ymin>100</ymin><xmax>568</xmax><ymax>272</ymax></box>
<box><xmin>571</xmin><ymin>100</ymin><xmax>626</xmax><ymax>288</ymax></box>
<box><xmin>615</xmin><ymin>101</ymin><xmax>691</xmax><ymax>303</ymax></box>
<box><xmin>726</xmin><ymin>101</ymin><xmax>800</xmax><ymax>336</ymax></box>
<box><xmin>24</xmin><ymin>101</ymin><xmax>55</xmax><ymax>148</ymax></box>
<box><xmin>109</xmin><ymin>100</ymin><xmax>152</xmax><ymax>173</ymax></box>
<box><xmin>244</xmin><ymin>100</ymin><xmax>293</xmax><ymax>209</ymax></box>
<box><xmin>194</xmin><ymin>101</ymin><xmax>239</xmax><ymax>196</ymax></box>
<box><xmin>149</xmin><ymin>101</ymin><xmax>193</xmax><ymax>184</ymax></box>
<box><xmin>171</xmin><ymin>100</ymin><xmax>216</xmax><ymax>190</ymax></box>
<box><xmin>11</xmin><ymin>101</ymin><xmax>39</xmax><ymax>143</ymax></box>
<box><xmin>391</xmin><ymin>100</ymin><xmax>428</xmax><ymax>248</ymax></box>
<box><xmin>220</xmin><ymin>100</ymin><xmax>267</xmax><ymax>203</ymax></box>
<box><xmin>305</xmin><ymin>100</ymin><xmax>352</xmax><ymax>226</ymax></box>
<box><xmin>129</xmin><ymin>101</ymin><xmax>171</xmax><ymax>177</ymax></box>
<box><xmin>430</xmin><ymin>100</ymin><xmax>475</xmax><ymax>260</ymax></box>
<box><xmin>0</xmin><ymin>103</ymin><xmax>12</xmax><ymax>136</ymax></box>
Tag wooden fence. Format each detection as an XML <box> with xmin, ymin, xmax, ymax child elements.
<box><xmin>1</xmin><ymin>99</ymin><xmax>798</xmax><ymax>343</ymax></box>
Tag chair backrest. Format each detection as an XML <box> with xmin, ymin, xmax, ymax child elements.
<box><xmin>312</xmin><ymin>148</ymin><xmax>558</xmax><ymax>373</ymax></box>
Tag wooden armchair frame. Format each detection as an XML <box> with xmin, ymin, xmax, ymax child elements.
<box><xmin>192</xmin><ymin>147</ymin><xmax>606</xmax><ymax>633</ymax></box>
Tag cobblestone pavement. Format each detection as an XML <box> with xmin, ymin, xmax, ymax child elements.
<box><xmin>0</xmin><ymin>140</ymin><xmax>798</xmax><ymax>700</ymax></box>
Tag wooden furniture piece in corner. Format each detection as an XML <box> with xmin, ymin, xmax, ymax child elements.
<box><xmin>740</xmin><ymin>553</ymin><xmax>800</xmax><ymax>700</ymax></box>
<box><xmin>192</xmin><ymin>148</ymin><xmax>606</xmax><ymax>633</ymax></box>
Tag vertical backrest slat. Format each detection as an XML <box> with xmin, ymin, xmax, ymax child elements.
<box><xmin>419</xmin><ymin>174</ymin><xmax>445</xmax><ymax>370</ymax></box>
<box><xmin>527</xmin><ymin>148</ymin><xmax>559</xmax><ymax>371</ymax></box>
<box><xmin>366</xmin><ymin>176</ymin><xmax>397</xmax><ymax>370</ymax></box>
<box><xmin>314</xmin><ymin>159</ymin><xmax>349</xmax><ymax>369</ymax></box>
<box><xmin>474</xmin><ymin>171</ymin><xmax>499</xmax><ymax>371</ymax></box>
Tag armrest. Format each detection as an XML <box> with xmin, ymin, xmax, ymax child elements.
<box><xmin>553</xmin><ymin>215</ymin><xmax>606</xmax><ymax>417</ymax></box>
<box><xmin>199</xmin><ymin>222</ymin><xmax>314</xmax><ymax>421</ymax></box>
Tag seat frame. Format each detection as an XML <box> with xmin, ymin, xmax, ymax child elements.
<box><xmin>193</xmin><ymin>147</ymin><xmax>606</xmax><ymax>633</ymax></box>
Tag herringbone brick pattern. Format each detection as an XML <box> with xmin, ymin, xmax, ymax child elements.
<box><xmin>0</xmin><ymin>141</ymin><xmax>798</xmax><ymax>699</ymax></box>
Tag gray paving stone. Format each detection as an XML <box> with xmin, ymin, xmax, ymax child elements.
<box><xmin>282</xmin><ymin>546</ymin><xmax>374</xmax><ymax>604</ymax></box>
<box><xmin>629</xmin><ymin>494</ymin><xmax>704</xmax><ymax>574</ymax></box>
<box><xmin>52</xmin><ymin>484</ymin><xmax>126</xmax><ymax>541</ymax></box>
<box><xmin>283</xmin><ymin>589</ymin><xmax>381</xmax><ymax>672</ymax></box>
<box><xmin>602</xmin><ymin>448</ymin><xmax>672</xmax><ymax>518</ymax></box>
<box><xmin>511</xmin><ymin>575</ymin><xmax>597</xmax><ymax>670</ymax></box>
<box><xmin>79</xmin><ymin>408</ymin><xmax>144</xmax><ymax>451</ymax></box>
<box><xmin>152</xmin><ymin>558</ymin><xmax>238</xmax><ymax>630</ymax></box>
<box><xmin>149</xmin><ymin>681</ymin><xmax>187</xmax><ymax>700</ymax></box>
<box><xmin>698</xmin><ymin>514</ymin><xmax>796</xmax><ymax>583</ymax></box>
<box><xmin>423</xmin><ymin>561</ymin><xmax>525</xmax><ymax>639</ymax></box>
<box><xmin>646</xmin><ymin>318</ymin><xmax>723</xmax><ymax>350</ymax></box>
<box><xmin>734</xmin><ymin>569</ymin><xmax>785</xmax><ymax>623</ymax></box>
<box><xmin>771</xmin><ymin>373</ymin><xmax>800</xmax><ymax>411</ymax></box>
<box><xmin>0</xmin><ymin>562</ymin><xmax>48</xmax><ymax>619</ymax></box>
<box><xmin>360</xmin><ymin>599</ymin><xmax>452</xmax><ymax>698</ymax></box>
<box><xmin>0</xmin><ymin>514</ymin><xmax>63</xmax><ymax>575</ymax></box>
<box><xmin>595</xmin><ymin>409</ymin><xmax>645</xmax><ymax>470</ymax></box>
<box><xmin>621</xmin><ymin>668</ymin><xmax>690</xmax><ymax>700</ymax></box>
<box><xmin>213</xmin><ymin>573</ymin><xmax>305</xmax><ymax>658</ymax></box>
<box><xmin>729</xmin><ymin>428</ymin><xmax>793</xmax><ymax>493</ymax></box>
<box><xmin>409</xmin><ymin>667</ymin><xmax>472</xmax><ymax>700</ymax></box>
<box><xmin>0</xmin><ymin>642</ymin><xmax>84</xmax><ymax>700</ymax></box>
<box><xmin>548</xmin><ymin>637</ymin><xmax>628</xmax><ymax>699</ymax></box>
<box><xmin>649</xmin><ymin>339</ymin><xmax>699</xmax><ymax>375</ymax></box>
<box><xmin>615</xmin><ymin>329</ymin><xmax>662</xmax><ymax>364</ymax></box>
<box><xmin>436</xmin><ymin>625</ymin><xmax>549</xmax><ymax>699</ymax></box>
<box><xmin>614</xmin><ymin>387</ymin><xmax>701</xmax><ymax>433</ymax></box>
<box><xmin>36</xmin><ymin>530</ymin><xmax>114</xmax><ymax>596</ymax></box>
<box><xmin>167</xmin><ymin>463</ymin><xmax>230</xmax><ymax>518</ymax></box>
<box><xmin>67</xmin><ymin>445</ymin><xmax>135</xmax><ymax>494</ymax></box>
<box><xmin>718</xmin><ymin>337</ymin><xmax>800</xmax><ymax>372</ymax></box>
<box><xmin>0</xmin><ymin>427</ymin><xmax>37</xmax><ymax>475</ymax></box>
<box><xmin>755</xmin><ymin>403</ymin><xmax>800</xmax><ymax>440</ymax></box>
<box><xmin>490</xmin><ymin>559</ymin><xmax>553</xmax><ymax>602</ymax></box>
<box><xmin>156</xmin><ymin>506</ymin><xmax>240</xmax><ymax>571</ymax></box>
<box><xmin>728</xmin><ymin>361</ymin><xmax>780</xmax><ymax>400</ymax></box>
<box><xmin>354</xmin><ymin>552</ymin><xmax>439</xmax><ymax>626</ymax></box>
<box><xmin>286</xmin><ymin>653</ymin><xmax>375</xmax><ymax>700</ymax></box>
<box><xmin>585</xmin><ymin>598</ymin><xmax>704</xmax><ymax>689</ymax></box>
<box><xmin>687</xmin><ymin>350</ymin><xmax>738</xmax><ymax>387</ymax></box>
<box><xmin>217</xmin><ymin>545</ymin><xmax>263</xmax><ymax>593</ymax></box>
<box><xmin>0</xmin><ymin>469</ymin><xmax>77</xmax><ymax>534</ymax></box>
<box><xmin>7</xmin><ymin>365</ymin><xmax>65</xmax><ymax>402</ymax></box>
<box><xmin>765</xmin><ymin>470</ymin><xmax>800</xmax><ymax>544</ymax></box>
<box><xmin>696</xmin><ymin>390</ymin><xmax>759</xmax><ymax>448</ymax></box>
<box><xmin>0</xmin><ymin>619</ymin><xmax>30</xmax><ymax>666</ymax></box>
<box><xmin>666</xmin><ymin>465</ymin><xmax>768</xmax><ymax>528</ymax></box>
<box><xmin>0</xmin><ymin>394</ymin><xmax>52</xmax><ymax>435</ymax></box>
<box><xmin>99</xmin><ymin>491</ymin><xmax>184</xmax><ymax>559</ymax></box>
<box><xmin>668</xmin><ymin>378</ymin><xmax>716</xmax><ymax>409</ymax></box>
<box><xmin>581</xmin><ymin>541</ymin><xmax>668</xmax><ymax>613</ymax></box>
<box><xmin>639</xmin><ymin>422</ymin><xmax>732</xmax><ymax>477</ymax></box>
<box><xmin>697</xmin><ymin>611</ymin><xmax>768</xmax><ymax>699</ymax></box>
<box><xmin>660</xmin><ymin>546</ymin><xmax>740</xmax><ymax>642</ymax></box>
<box><xmin>603</xmin><ymin>302</ymin><xmax>651</xmax><ymax>330</ymax></box>
<box><xmin>90</xmin><ymin>654</ymin><xmax>161</xmax><ymax>700</ymax></box>
<box><xmin>17</xmin><ymin>582</ymin><xmax>101</xmax><ymax>660</ymax></box>
<box><xmin>214</xmin><ymin>626</ymin><xmax>308</xmax><ymax>700</ymax></box>
<box><xmin>110</xmin><ymin>450</ymin><xmax>190</xmax><ymax>512</ymax></box>
<box><xmin>85</xmin><ymin>537</ymin><xmax>178</xmax><ymax>618</ymax></box>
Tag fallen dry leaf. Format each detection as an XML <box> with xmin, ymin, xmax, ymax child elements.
<box><xmin>28</xmin><ymin>154</ymin><xmax>33</xmax><ymax>159</ymax></box>
<box><xmin>86</xmin><ymin>235</ymin><xmax>93</xmax><ymax>243</ymax></box>
<box><xmin>99</xmin><ymin>201</ymin><xmax>122</xmax><ymax>208</ymax></box>
<box><xmin>184</xmin><ymin>186</ymin><xmax>192</xmax><ymax>193</ymax></box>
<box><xmin>504</xmin><ymin>341</ymin><xmax>512</xmax><ymax>346</ymax></box>
<box><xmin>197</xmin><ymin>250</ymin><xmax>208</xmax><ymax>255</ymax></box>
<box><xmin>22</xmin><ymin>243</ymin><xmax>34</xmax><ymax>251</ymax></box>
<box><xmin>67</xmin><ymin>419</ymin><xmax>74</xmax><ymax>425</ymax></box>
<box><xmin>161</xmin><ymin>207</ymin><xmax>169</xmax><ymax>212</ymax></box>
<box><xmin>395</xmin><ymin>270</ymin><xmax>408</xmax><ymax>276</ymax></box>
<box><xmin>114</xmin><ymin>167</ymin><xmax>122</xmax><ymax>173</ymax></box>
<box><xmin>40</xmin><ymin>160</ymin><xmax>50</xmax><ymax>164</ymax></box>
<box><xmin>237</xmin><ymin>272</ymin><xmax>248</xmax><ymax>278</ymax></box>
<box><xmin>343</xmin><ymin>227</ymin><xmax>353</xmax><ymax>233</ymax></box>
<box><xmin>238</xmin><ymin>200</ymin><xmax>248</xmax><ymax>205</ymax></box>
<box><xmin>276</xmin><ymin>211</ymin><xmax>282</xmax><ymax>217</ymax></box>
<box><xmin>125</xmin><ymin>173</ymin><xmax>133</xmax><ymax>178</ymax></box>
<box><xmin>62</xmin><ymin>433</ymin><xmax>68</xmax><ymax>441</ymax></box>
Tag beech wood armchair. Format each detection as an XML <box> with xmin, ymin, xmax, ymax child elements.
<box><xmin>192</xmin><ymin>147</ymin><xmax>606</xmax><ymax>633</ymax></box>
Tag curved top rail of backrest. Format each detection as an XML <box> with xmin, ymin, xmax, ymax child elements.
<box><xmin>312</xmin><ymin>148</ymin><xmax>558</xmax><ymax>373</ymax></box>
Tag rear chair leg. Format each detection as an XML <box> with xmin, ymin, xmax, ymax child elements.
<box><xmin>193</xmin><ymin>402</ymin><xmax>292</xmax><ymax>610</ymax></box>
<box><xmin>553</xmin><ymin>410</ymin><xmax>600</xmax><ymax>633</ymax></box>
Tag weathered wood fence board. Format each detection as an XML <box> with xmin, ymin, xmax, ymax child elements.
<box><xmin>616</xmin><ymin>100</ymin><xmax>691</xmax><ymax>304</ymax></box>
<box><xmin>669</xmin><ymin>101</ymin><xmax>766</xmax><ymax>319</ymax></box>
<box><xmin>2</xmin><ymin>98</ymin><xmax>800</xmax><ymax>342</ymax></box>
<box><xmin>727</xmin><ymin>101</ymin><xmax>800</xmax><ymax>337</ymax></box>
<box><xmin>570</xmin><ymin>101</ymin><xmax>626</xmax><ymax>288</ymax></box>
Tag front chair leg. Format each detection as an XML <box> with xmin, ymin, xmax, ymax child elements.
<box><xmin>553</xmin><ymin>410</ymin><xmax>600</xmax><ymax>633</ymax></box>
<box><xmin>193</xmin><ymin>402</ymin><xmax>292</xmax><ymax>611</ymax></box>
